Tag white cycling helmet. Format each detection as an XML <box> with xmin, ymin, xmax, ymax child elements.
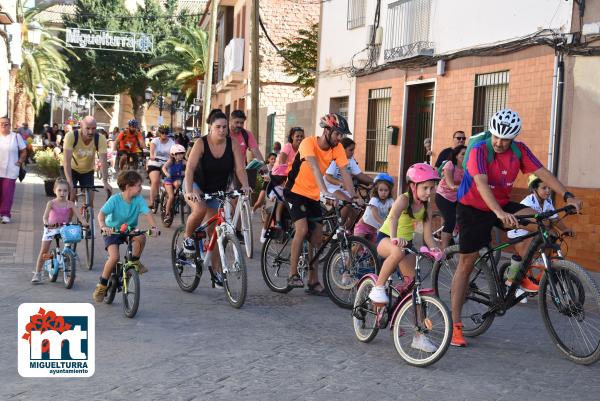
<box><xmin>489</xmin><ymin>109</ymin><xmax>521</xmax><ymax>139</ymax></box>
<box><xmin>170</xmin><ymin>144</ymin><xmax>186</xmax><ymax>155</ymax></box>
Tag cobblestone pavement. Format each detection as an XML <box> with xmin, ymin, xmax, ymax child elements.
<box><xmin>1</xmin><ymin>178</ymin><xmax>599</xmax><ymax>400</ymax></box>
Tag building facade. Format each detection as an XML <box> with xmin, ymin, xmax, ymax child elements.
<box><xmin>0</xmin><ymin>1</ymin><xmax>20</xmax><ymax>119</ymax></box>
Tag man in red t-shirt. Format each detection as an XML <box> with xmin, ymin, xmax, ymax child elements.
<box><xmin>116</xmin><ymin>119</ymin><xmax>144</xmax><ymax>170</ymax></box>
<box><xmin>450</xmin><ymin>109</ymin><xmax>583</xmax><ymax>347</ymax></box>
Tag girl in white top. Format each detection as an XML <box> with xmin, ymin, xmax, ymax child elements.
<box><xmin>147</xmin><ymin>125</ymin><xmax>175</xmax><ymax>210</ymax></box>
<box><xmin>353</xmin><ymin>173</ymin><xmax>394</xmax><ymax>242</ymax></box>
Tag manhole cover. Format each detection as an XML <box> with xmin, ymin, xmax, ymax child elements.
<box><xmin>246</xmin><ymin>294</ymin><xmax>306</xmax><ymax>307</ymax></box>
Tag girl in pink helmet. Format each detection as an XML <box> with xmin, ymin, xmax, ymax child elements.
<box><xmin>161</xmin><ymin>144</ymin><xmax>187</xmax><ymax>226</ymax></box>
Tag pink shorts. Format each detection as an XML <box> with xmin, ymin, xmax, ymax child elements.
<box><xmin>354</xmin><ymin>222</ymin><xmax>377</xmax><ymax>242</ymax></box>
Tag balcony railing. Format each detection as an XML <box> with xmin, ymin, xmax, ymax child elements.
<box><xmin>384</xmin><ymin>0</ymin><xmax>434</xmax><ymax>62</ymax></box>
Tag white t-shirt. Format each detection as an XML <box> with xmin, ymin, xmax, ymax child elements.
<box><xmin>324</xmin><ymin>158</ymin><xmax>362</xmax><ymax>194</ymax></box>
<box><xmin>147</xmin><ymin>138</ymin><xmax>175</xmax><ymax>167</ymax></box>
<box><xmin>362</xmin><ymin>197</ymin><xmax>394</xmax><ymax>229</ymax></box>
<box><xmin>507</xmin><ymin>194</ymin><xmax>557</xmax><ymax>238</ymax></box>
<box><xmin>0</xmin><ymin>132</ymin><xmax>26</xmax><ymax>179</ymax></box>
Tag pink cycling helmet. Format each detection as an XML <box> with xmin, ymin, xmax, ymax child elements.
<box><xmin>170</xmin><ymin>144</ymin><xmax>186</xmax><ymax>155</ymax></box>
<box><xmin>406</xmin><ymin>163</ymin><xmax>440</xmax><ymax>184</ymax></box>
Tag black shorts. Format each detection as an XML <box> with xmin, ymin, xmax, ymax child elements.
<box><xmin>284</xmin><ymin>190</ymin><xmax>322</xmax><ymax>226</ymax></box>
<box><xmin>71</xmin><ymin>170</ymin><xmax>95</xmax><ymax>188</ymax></box>
<box><xmin>147</xmin><ymin>165</ymin><xmax>162</xmax><ymax>174</ymax></box>
<box><xmin>457</xmin><ymin>202</ymin><xmax>527</xmax><ymax>254</ymax></box>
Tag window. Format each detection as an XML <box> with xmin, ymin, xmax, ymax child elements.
<box><xmin>472</xmin><ymin>71</ymin><xmax>509</xmax><ymax>134</ymax></box>
<box><xmin>329</xmin><ymin>96</ymin><xmax>349</xmax><ymax>119</ymax></box>
<box><xmin>384</xmin><ymin>0</ymin><xmax>433</xmax><ymax>62</ymax></box>
<box><xmin>347</xmin><ymin>0</ymin><xmax>366</xmax><ymax>29</ymax></box>
<box><xmin>365</xmin><ymin>88</ymin><xmax>391</xmax><ymax>172</ymax></box>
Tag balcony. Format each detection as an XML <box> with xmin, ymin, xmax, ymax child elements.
<box><xmin>384</xmin><ymin>0</ymin><xmax>435</xmax><ymax>62</ymax></box>
<box><xmin>215</xmin><ymin>38</ymin><xmax>244</xmax><ymax>93</ymax></box>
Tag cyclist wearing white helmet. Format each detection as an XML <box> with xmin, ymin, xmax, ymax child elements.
<box><xmin>450</xmin><ymin>108</ymin><xmax>583</xmax><ymax>348</ymax></box>
<box><xmin>353</xmin><ymin>173</ymin><xmax>395</xmax><ymax>243</ymax></box>
<box><xmin>160</xmin><ymin>144</ymin><xmax>186</xmax><ymax>226</ymax></box>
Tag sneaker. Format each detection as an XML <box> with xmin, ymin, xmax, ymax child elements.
<box><xmin>1</xmin><ymin>216</ymin><xmax>10</xmax><ymax>224</ymax></box>
<box><xmin>214</xmin><ymin>272</ymin><xmax>224</xmax><ymax>288</ymax></box>
<box><xmin>31</xmin><ymin>272</ymin><xmax>43</xmax><ymax>283</ymax></box>
<box><xmin>260</xmin><ymin>228</ymin><xmax>267</xmax><ymax>244</ymax></box>
<box><xmin>92</xmin><ymin>283</ymin><xmax>108</xmax><ymax>302</ymax></box>
<box><xmin>451</xmin><ymin>323</ymin><xmax>467</xmax><ymax>347</ymax></box>
<box><xmin>505</xmin><ymin>276</ymin><xmax>539</xmax><ymax>293</ymax></box>
<box><xmin>183</xmin><ymin>237</ymin><xmax>196</xmax><ymax>256</ymax></box>
<box><xmin>368</xmin><ymin>285</ymin><xmax>389</xmax><ymax>305</ymax></box>
<box><xmin>131</xmin><ymin>260</ymin><xmax>148</xmax><ymax>274</ymax></box>
<box><xmin>411</xmin><ymin>333</ymin><xmax>437</xmax><ymax>353</ymax></box>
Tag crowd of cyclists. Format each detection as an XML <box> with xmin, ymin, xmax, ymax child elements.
<box><xmin>29</xmin><ymin>106</ymin><xmax>589</xmax><ymax>360</ymax></box>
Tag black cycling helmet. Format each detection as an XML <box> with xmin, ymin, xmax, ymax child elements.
<box><xmin>319</xmin><ymin>113</ymin><xmax>351</xmax><ymax>136</ymax></box>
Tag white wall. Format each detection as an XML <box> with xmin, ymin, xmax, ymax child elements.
<box><xmin>315</xmin><ymin>74</ymin><xmax>356</xmax><ymax>136</ymax></box>
<box><xmin>1</xmin><ymin>0</ymin><xmax>18</xmax><ymax>118</ymax></box>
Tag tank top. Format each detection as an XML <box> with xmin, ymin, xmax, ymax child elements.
<box><xmin>379</xmin><ymin>193</ymin><xmax>426</xmax><ymax>240</ymax></box>
<box><xmin>194</xmin><ymin>136</ymin><xmax>234</xmax><ymax>193</ymax></box>
<box><xmin>48</xmin><ymin>202</ymin><xmax>72</xmax><ymax>226</ymax></box>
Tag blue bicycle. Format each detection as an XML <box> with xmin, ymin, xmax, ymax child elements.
<box><xmin>42</xmin><ymin>223</ymin><xmax>82</xmax><ymax>289</ymax></box>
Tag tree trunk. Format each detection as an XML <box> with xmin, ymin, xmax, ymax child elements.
<box><xmin>11</xmin><ymin>79</ymin><xmax>35</xmax><ymax>130</ymax></box>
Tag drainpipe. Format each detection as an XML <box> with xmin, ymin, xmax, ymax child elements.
<box><xmin>551</xmin><ymin>51</ymin><xmax>565</xmax><ymax>179</ymax></box>
<box><xmin>547</xmin><ymin>54</ymin><xmax>559</xmax><ymax>171</ymax></box>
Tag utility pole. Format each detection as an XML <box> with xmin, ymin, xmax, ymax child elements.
<box><xmin>203</xmin><ymin>0</ymin><xmax>220</xmax><ymax>135</ymax></box>
<box><xmin>250</xmin><ymin>0</ymin><xmax>260</xmax><ymax>143</ymax></box>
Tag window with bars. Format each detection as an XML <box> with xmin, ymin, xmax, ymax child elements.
<box><xmin>365</xmin><ymin>88</ymin><xmax>391</xmax><ymax>172</ymax></box>
<box><xmin>472</xmin><ymin>71</ymin><xmax>510</xmax><ymax>134</ymax></box>
<box><xmin>384</xmin><ymin>0</ymin><xmax>433</xmax><ymax>62</ymax></box>
<box><xmin>329</xmin><ymin>97</ymin><xmax>349</xmax><ymax>119</ymax></box>
<box><xmin>347</xmin><ymin>0</ymin><xmax>366</xmax><ymax>29</ymax></box>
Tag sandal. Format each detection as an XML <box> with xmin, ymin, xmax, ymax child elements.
<box><xmin>305</xmin><ymin>282</ymin><xmax>328</xmax><ymax>296</ymax></box>
<box><xmin>287</xmin><ymin>274</ymin><xmax>304</xmax><ymax>288</ymax></box>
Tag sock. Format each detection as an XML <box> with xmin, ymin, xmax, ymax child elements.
<box><xmin>130</xmin><ymin>256</ymin><xmax>140</xmax><ymax>262</ymax></box>
<box><xmin>100</xmin><ymin>277</ymin><xmax>109</xmax><ymax>286</ymax></box>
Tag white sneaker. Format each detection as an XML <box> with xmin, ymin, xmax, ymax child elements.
<box><xmin>31</xmin><ymin>272</ymin><xmax>43</xmax><ymax>283</ymax></box>
<box><xmin>260</xmin><ymin>228</ymin><xmax>267</xmax><ymax>244</ymax></box>
<box><xmin>411</xmin><ymin>333</ymin><xmax>437</xmax><ymax>353</ymax></box>
<box><xmin>368</xmin><ymin>286</ymin><xmax>389</xmax><ymax>304</ymax></box>
<box><xmin>1</xmin><ymin>216</ymin><xmax>10</xmax><ymax>224</ymax></box>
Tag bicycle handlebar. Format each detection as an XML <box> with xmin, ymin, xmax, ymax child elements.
<box><xmin>73</xmin><ymin>185</ymin><xmax>106</xmax><ymax>190</ymax></box>
<box><xmin>516</xmin><ymin>205</ymin><xmax>577</xmax><ymax>226</ymax></box>
<box><xmin>202</xmin><ymin>190</ymin><xmax>243</xmax><ymax>200</ymax></box>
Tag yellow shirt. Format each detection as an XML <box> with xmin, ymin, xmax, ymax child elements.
<box><xmin>62</xmin><ymin>131</ymin><xmax>107</xmax><ymax>174</ymax></box>
<box><xmin>379</xmin><ymin>193</ymin><xmax>426</xmax><ymax>240</ymax></box>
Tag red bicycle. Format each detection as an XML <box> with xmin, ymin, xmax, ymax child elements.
<box><xmin>170</xmin><ymin>191</ymin><xmax>247</xmax><ymax>308</ymax></box>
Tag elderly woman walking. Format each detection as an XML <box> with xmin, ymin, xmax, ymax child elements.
<box><xmin>0</xmin><ymin>116</ymin><xmax>27</xmax><ymax>223</ymax></box>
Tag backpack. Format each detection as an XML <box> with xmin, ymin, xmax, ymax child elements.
<box><xmin>462</xmin><ymin>131</ymin><xmax>522</xmax><ymax>170</ymax></box>
<box><xmin>240</xmin><ymin>128</ymin><xmax>249</xmax><ymax>148</ymax></box>
<box><xmin>72</xmin><ymin>130</ymin><xmax>100</xmax><ymax>166</ymax></box>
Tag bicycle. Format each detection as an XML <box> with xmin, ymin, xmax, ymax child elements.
<box><xmin>352</xmin><ymin>245</ymin><xmax>452</xmax><ymax>367</ymax></box>
<box><xmin>41</xmin><ymin>223</ymin><xmax>81</xmax><ymax>289</ymax></box>
<box><xmin>103</xmin><ymin>227</ymin><xmax>160</xmax><ymax>318</ymax></box>
<box><xmin>171</xmin><ymin>191</ymin><xmax>248</xmax><ymax>309</ymax></box>
<box><xmin>431</xmin><ymin>205</ymin><xmax>600</xmax><ymax>365</ymax></box>
<box><xmin>224</xmin><ymin>190</ymin><xmax>254</xmax><ymax>259</ymax></box>
<box><xmin>261</xmin><ymin>198</ymin><xmax>379</xmax><ymax>306</ymax></box>
<box><xmin>73</xmin><ymin>185</ymin><xmax>107</xmax><ymax>270</ymax></box>
<box><xmin>157</xmin><ymin>180</ymin><xmax>187</xmax><ymax>227</ymax></box>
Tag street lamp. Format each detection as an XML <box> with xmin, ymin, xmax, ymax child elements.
<box><xmin>36</xmin><ymin>83</ymin><xmax>44</xmax><ymax>96</ymax></box>
<box><xmin>60</xmin><ymin>85</ymin><xmax>70</xmax><ymax>127</ymax></box>
<box><xmin>144</xmin><ymin>86</ymin><xmax>153</xmax><ymax>102</ymax></box>
<box><xmin>27</xmin><ymin>21</ymin><xmax>43</xmax><ymax>45</ymax></box>
<box><xmin>170</xmin><ymin>89</ymin><xmax>179</xmax><ymax>132</ymax></box>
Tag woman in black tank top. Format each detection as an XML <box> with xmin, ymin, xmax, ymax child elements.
<box><xmin>183</xmin><ymin>110</ymin><xmax>251</xmax><ymax>250</ymax></box>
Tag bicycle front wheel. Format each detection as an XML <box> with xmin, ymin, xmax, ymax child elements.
<box><xmin>241</xmin><ymin>200</ymin><xmax>254</xmax><ymax>259</ymax></box>
<box><xmin>323</xmin><ymin>236</ymin><xmax>379</xmax><ymax>309</ymax></box>
<box><xmin>123</xmin><ymin>266</ymin><xmax>140</xmax><ymax>318</ymax></box>
<box><xmin>432</xmin><ymin>245</ymin><xmax>496</xmax><ymax>337</ymax></box>
<box><xmin>392</xmin><ymin>295</ymin><xmax>452</xmax><ymax>367</ymax></box>
<box><xmin>221</xmin><ymin>232</ymin><xmax>248</xmax><ymax>308</ymax></box>
<box><xmin>261</xmin><ymin>232</ymin><xmax>293</xmax><ymax>293</ymax></box>
<box><xmin>84</xmin><ymin>207</ymin><xmax>95</xmax><ymax>270</ymax></box>
<box><xmin>352</xmin><ymin>276</ymin><xmax>379</xmax><ymax>343</ymax></box>
<box><xmin>63</xmin><ymin>251</ymin><xmax>76</xmax><ymax>289</ymax></box>
<box><xmin>171</xmin><ymin>226</ymin><xmax>201</xmax><ymax>292</ymax></box>
<box><xmin>539</xmin><ymin>259</ymin><xmax>600</xmax><ymax>365</ymax></box>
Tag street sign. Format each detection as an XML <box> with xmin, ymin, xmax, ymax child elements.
<box><xmin>65</xmin><ymin>28</ymin><xmax>154</xmax><ymax>54</ymax></box>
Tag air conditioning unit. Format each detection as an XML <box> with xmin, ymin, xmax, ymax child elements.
<box><xmin>365</xmin><ymin>25</ymin><xmax>374</xmax><ymax>46</ymax></box>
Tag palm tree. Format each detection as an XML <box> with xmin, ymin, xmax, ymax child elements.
<box><xmin>146</xmin><ymin>26</ymin><xmax>209</xmax><ymax>99</ymax></box>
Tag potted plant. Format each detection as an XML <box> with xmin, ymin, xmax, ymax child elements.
<box><xmin>34</xmin><ymin>148</ymin><xmax>61</xmax><ymax>196</ymax></box>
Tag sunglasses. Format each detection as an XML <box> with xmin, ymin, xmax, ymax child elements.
<box><xmin>0</xmin><ymin>123</ymin><xmax>10</xmax><ymax>127</ymax></box>
<box><xmin>454</xmin><ymin>136</ymin><xmax>466</xmax><ymax>141</ymax></box>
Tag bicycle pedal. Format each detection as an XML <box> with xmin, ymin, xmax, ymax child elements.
<box><xmin>471</xmin><ymin>313</ymin><xmax>484</xmax><ymax>324</ymax></box>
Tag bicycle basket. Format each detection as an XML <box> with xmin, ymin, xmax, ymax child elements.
<box><xmin>60</xmin><ymin>224</ymin><xmax>82</xmax><ymax>243</ymax></box>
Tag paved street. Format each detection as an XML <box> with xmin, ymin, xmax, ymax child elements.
<box><xmin>1</xmin><ymin>176</ymin><xmax>599</xmax><ymax>401</ymax></box>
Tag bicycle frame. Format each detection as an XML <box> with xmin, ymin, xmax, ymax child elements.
<box><xmin>224</xmin><ymin>192</ymin><xmax>250</xmax><ymax>229</ymax></box>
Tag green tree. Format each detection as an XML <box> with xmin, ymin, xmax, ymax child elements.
<box><xmin>63</xmin><ymin>0</ymin><xmax>198</xmax><ymax>120</ymax></box>
<box><xmin>146</xmin><ymin>25</ymin><xmax>208</xmax><ymax>100</ymax></box>
<box><xmin>278</xmin><ymin>22</ymin><xmax>318</xmax><ymax>96</ymax></box>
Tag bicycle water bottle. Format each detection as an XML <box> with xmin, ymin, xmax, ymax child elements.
<box><xmin>505</xmin><ymin>255</ymin><xmax>522</xmax><ymax>282</ymax></box>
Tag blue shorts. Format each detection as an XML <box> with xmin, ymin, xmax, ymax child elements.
<box><xmin>375</xmin><ymin>231</ymin><xmax>413</xmax><ymax>250</ymax></box>
<box><xmin>103</xmin><ymin>233</ymin><xmax>127</xmax><ymax>250</ymax></box>
<box><xmin>182</xmin><ymin>181</ymin><xmax>220</xmax><ymax>209</ymax></box>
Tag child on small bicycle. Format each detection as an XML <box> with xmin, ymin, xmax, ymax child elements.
<box><xmin>93</xmin><ymin>170</ymin><xmax>158</xmax><ymax>302</ymax></box>
<box><xmin>369</xmin><ymin>163</ymin><xmax>441</xmax><ymax>352</ymax></box>
<box><xmin>33</xmin><ymin>179</ymin><xmax>87</xmax><ymax>283</ymax></box>
<box><xmin>353</xmin><ymin>173</ymin><xmax>395</xmax><ymax>243</ymax></box>
<box><xmin>252</xmin><ymin>152</ymin><xmax>277</xmax><ymax>214</ymax></box>
<box><xmin>161</xmin><ymin>144</ymin><xmax>186</xmax><ymax>226</ymax></box>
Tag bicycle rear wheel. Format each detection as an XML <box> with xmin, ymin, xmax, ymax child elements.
<box><xmin>123</xmin><ymin>266</ymin><xmax>140</xmax><ymax>318</ymax></box>
<box><xmin>221</xmin><ymin>232</ymin><xmax>248</xmax><ymax>308</ymax></box>
<box><xmin>63</xmin><ymin>251</ymin><xmax>76</xmax><ymax>289</ymax></box>
<box><xmin>171</xmin><ymin>226</ymin><xmax>201</xmax><ymax>292</ymax></box>
<box><xmin>352</xmin><ymin>276</ymin><xmax>379</xmax><ymax>343</ymax></box>
<box><xmin>323</xmin><ymin>236</ymin><xmax>379</xmax><ymax>309</ymax></box>
<box><xmin>432</xmin><ymin>245</ymin><xmax>496</xmax><ymax>337</ymax></box>
<box><xmin>84</xmin><ymin>207</ymin><xmax>95</xmax><ymax>270</ymax></box>
<box><xmin>539</xmin><ymin>259</ymin><xmax>600</xmax><ymax>365</ymax></box>
<box><xmin>261</xmin><ymin>232</ymin><xmax>293</xmax><ymax>293</ymax></box>
<box><xmin>241</xmin><ymin>200</ymin><xmax>253</xmax><ymax>259</ymax></box>
<box><xmin>392</xmin><ymin>295</ymin><xmax>452</xmax><ymax>367</ymax></box>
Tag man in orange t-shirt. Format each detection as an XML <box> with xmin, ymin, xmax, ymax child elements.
<box><xmin>116</xmin><ymin>119</ymin><xmax>144</xmax><ymax>170</ymax></box>
<box><xmin>284</xmin><ymin>113</ymin><xmax>362</xmax><ymax>295</ymax></box>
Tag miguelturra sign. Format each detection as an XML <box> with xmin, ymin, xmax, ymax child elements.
<box><xmin>65</xmin><ymin>28</ymin><xmax>154</xmax><ymax>53</ymax></box>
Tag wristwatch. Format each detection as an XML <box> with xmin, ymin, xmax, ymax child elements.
<box><xmin>563</xmin><ymin>191</ymin><xmax>575</xmax><ymax>202</ymax></box>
